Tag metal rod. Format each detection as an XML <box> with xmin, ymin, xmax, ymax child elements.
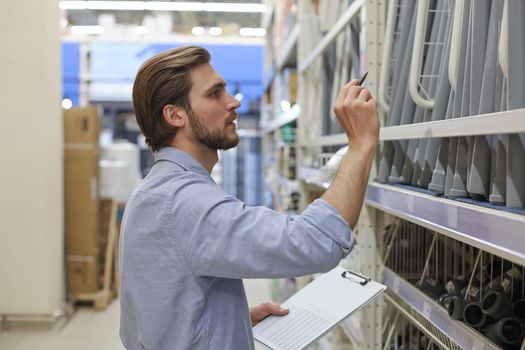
<box><xmin>465</xmin><ymin>251</ymin><xmax>482</xmax><ymax>301</ymax></box>
<box><xmin>419</xmin><ymin>234</ymin><xmax>438</xmax><ymax>287</ymax></box>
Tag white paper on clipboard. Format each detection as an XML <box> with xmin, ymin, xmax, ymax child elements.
<box><xmin>253</xmin><ymin>266</ymin><xmax>386</xmax><ymax>350</ymax></box>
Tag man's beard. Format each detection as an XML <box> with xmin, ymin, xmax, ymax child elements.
<box><xmin>187</xmin><ymin>107</ymin><xmax>239</xmax><ymax>150</ymax></box>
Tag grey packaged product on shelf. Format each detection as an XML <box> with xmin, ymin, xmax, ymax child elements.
<box><xmin>448</xmin><ymin>295</ymin><xmax>466</xmax><ymax>320</ymax></box>
<box><xmin>377</xmin><ymin>0</ymin><xmax>417</xmax><ymax>183</ymax></box>
<box><xmin>463</xmin><ymin>301</ymin><xmax>492</xmax><ymax>329</ymax></box>
<box><xmin>444</xmin><ymin>0</ymin><xmax>470</xmax><ymax>198</ymax></box>
<box><xmin>450</xmin><ymin>0</ymin><xmax>475</xmax><ymax>199</ymax></box>
<box><xmin>489</xmin><ymin>1</ymin><xmax>508</xmax><ymax>205</ymax></box>
<box><xmin>481</xmin><ymin>290</ymin><xmax>513</xmax><ymax>321</ymax></box>
<box><xmin>419</xmin><ymin>13</ymin><xmax>453</xmax><ymax>188</ymax></box>
<box><xmin>468</xmin><ymin>0</ymin><xmax>502</xmax><ymax>200</ymax></box>
<box><xmin>404</xmin><ymin>0</ymin><xmax>449</xmax><ymax>185</ymax></box>
<box><xmin>484</xmin><ymin>316</ymin><xmax>525</xmax><ymax>347</ymax></box>
<box><xmin>386</xmin><ymin>6</ymin><xmax>417</xmax><ymax>183</ymax></box>
<box><xmin>506</xmin><ymin>0</ymin><xmax>525</xmax><ymax>209</ymax></box>
<box><xmin>321</xmin><ymin>41</ymin><xmax>337</xmax><ymax>136</ymax></box>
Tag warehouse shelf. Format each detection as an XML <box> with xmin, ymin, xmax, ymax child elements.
<box><xmin>261</xmin><ymin>104</ymin><xmax>300</xmax><ymax>134</ymax></box>
<box><xmin>380</xmin><ymin>108</ymin><xmax>525</xmax><ymax>140</ymax></box>
<box><xmin>382</xmin><ymin>268</ymin><xmax>500</xmax><ymax>350</ymax></box>
<box><xmin>299</xmin><ymin>168</ymin><xmax>525</xmax><ymax>265</ymax></box>
<box><xmin>276</xmin><ymin>24</ymin><xmax>299</xmax><ymax>70</ymax></box>
<box><xmin>301</xmin><ymin>108</ymin><xmax>525</xmax><ymax>146</ymax></box>
<box><xmin>299</xmin><ymin>0</ymin><xmax>364</xmax><ymax>73</ymax></box>
<box><xmin>367</xmin><ymin>182</ymin><xmax>525</xmax><ymax>266</ymax></box>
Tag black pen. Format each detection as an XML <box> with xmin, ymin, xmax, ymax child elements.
<box><xmin>358</xmin><ymin>71</ymin><xmax>368</xmax><ymax>86</ymax></box>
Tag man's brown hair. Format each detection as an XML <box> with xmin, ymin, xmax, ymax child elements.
<box><xmin>132</xmin><ymin>46</ymin><xmax>211</xmax><ymax>151</ymax></box>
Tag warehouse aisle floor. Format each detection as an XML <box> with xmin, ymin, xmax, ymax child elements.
<box><xmin>0</xmin><ymin>279</ymin><xmax>272</xmax><ymax>350</ymax></box>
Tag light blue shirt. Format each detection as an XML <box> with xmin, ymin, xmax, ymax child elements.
<box><xmin>119</xmin><ymin>147</ymin><xmax>355</xmax><ymax>350</ymax></box>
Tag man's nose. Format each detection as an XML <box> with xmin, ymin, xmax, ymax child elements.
<box><xmin>227</xmin><ymin>92</ymin><xmax>241</xmax><ymax>110</ymax></box>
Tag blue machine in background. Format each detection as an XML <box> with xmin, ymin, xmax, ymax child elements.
<box><xmin>61</xmin><ymin>41</ymin><xmax>263</xmax><ymax>114</ymax></box>
<box><xmin>62</xmin><ymin>42</ymin><xmax>81</xmax><ymax>106</ymax></box>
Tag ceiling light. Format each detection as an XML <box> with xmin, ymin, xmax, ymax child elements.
<box><xmin>135</xmin><ymin>26</ymin><xmax>148</xmax><ymax>35</ymax></box>
<box><xmin>203</xmin><ymin>3</ymin><xmax>266</xmax><ymax>13</ymax></box>
<box><xmin>239</xmin><ymin>27</ymin><xmax>266</xmax><ymax>37</ymax></box>
<box><xmin>145</xmin><ymin>2</ymin><xmax>203</xmax><ymax>11</ymax></box>
<box><xmin>59</xmin><ymin>1</ymin><xmax>266</xmax><ymax>13</ymax></box>
<box><xmin>209</xmin><ymin>27</ymin><xmax>222</xmax><ymax>36</ymax></box>
<box><xmin>61</xmin><ymin>98</ymin><xmax>73</xmax><ymax>109</ymax></box>
<box><xmin>70</xmin><ymin>25</ymin><xmax>104</xmax><ymax>35</ymax></box>
<box><xmin>192</xmin><ymin>26</ymin><xmax>205</xmax><ymax>36</ymax></box>
<box><xmin>234</xmin><ymin>93</ymin><xmax>244</xmax><ymax>101</ymax></box>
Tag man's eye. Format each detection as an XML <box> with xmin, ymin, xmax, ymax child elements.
<box><xmin>209</xmin><ymin>91</ymin><xmax>220</xmax><ymax>98</ymax></box>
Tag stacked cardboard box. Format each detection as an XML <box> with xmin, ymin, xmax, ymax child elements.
<box><xmin>64</xmin><ymin>107</ymin><xmax>101</xmax><ymax>294</ymax></box>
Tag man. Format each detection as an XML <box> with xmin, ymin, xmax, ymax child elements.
<box><xmin>120</xmin><ymin>46</ymin><xmax>379</xmax><ymax>349</ymax></box>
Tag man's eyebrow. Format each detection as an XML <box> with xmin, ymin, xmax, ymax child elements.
<box><xmin>204</xmin><ymin>81</ymin><xmax>227</xmax><ymax>93</ymax></box>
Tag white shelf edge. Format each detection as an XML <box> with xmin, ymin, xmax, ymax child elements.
<box><xmin>299</xmin><ymin>0</ymin><xmax>364</xmax><ymax>73</ymax></box>
<box><xmin>276</xmin><ymin>24</ymin><xmax>299</xmax><ymax>70</ymax></box>
<box><xmin>367</xmin><ymin>182</ymin><xmax>525</xmax><ymax>266</ymax></box>
<box><xmin>261</xmin><ymin>104</ymin><xmax>300</xmax><ymax>134</ymax></box>
<box><xmin>300</xmin><ymin>108</ymin><xmax>525</xmax><ymax>146</ymax></box>
<box><xmin>382</xmin><ymin>268</ymin><xmax>500</xmax><ymax>350</ymax></box>
<box><xmin>380</xmin><ymin>108</ymin><xmax>525</xmax><ymax>140</ymax></box>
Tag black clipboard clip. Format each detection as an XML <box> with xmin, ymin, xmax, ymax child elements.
<box><xmin>341</xmin><ymin>269</ymin><xmax>372</xmax><ymax>286</ymax></box>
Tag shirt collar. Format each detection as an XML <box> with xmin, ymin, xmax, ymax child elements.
<box><xmin>154</xmin><ymin>147</ymin><xmax>212</xmax><ymax>179</ymax></box>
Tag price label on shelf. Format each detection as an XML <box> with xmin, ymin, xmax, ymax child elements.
<box><xmin>447</xmin><ymin>205</ymin><xmax>458</xmax><ymax>228</ymax></box>
<box><xmin>407</xmin><ymin>196</ymin><xmax>415</xmax><ymax>213</ymax></box>
<box><xmin>392</xmin><ymin>277</ymin><xmax>400</xmax><ymax>293</ymax></box>
<box><xmin>471</xmin><ymin>338</ymin><xmax>485</xmax><ymax>350</ymax></box>
<box><xmin>422</xmin><ymin>302</ymin><xmax>432</xmax><ymax>318</ymax></box>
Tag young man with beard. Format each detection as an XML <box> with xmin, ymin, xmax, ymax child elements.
<box><xmin>119</xmin><ymin>46</ymin><xmax>379</xmax><ymax>349</ymax></box>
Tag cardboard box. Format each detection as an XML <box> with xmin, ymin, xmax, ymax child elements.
<box><xmin>289</xmin><ymin>71</ymin><xmax>297</xmax><ymax>104</ymax></box>
<box><xmin>65</xmin><ymin>149</ymin><xmax>100</xmax><ymax>256</ymax></box>
<box><xmin>64</xmin><ymin>107</ymin><xmax>100</xmax><ymax>145</ymax></box>
<box><xmin>67</xmin><ymin>256</ymin><xmax>99</xmax><ymax>294</ymax></box>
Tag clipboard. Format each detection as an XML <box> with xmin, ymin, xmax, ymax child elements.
<box><xmin>253</xmin><ymin>266</ymin><xmax>386</xmax><ymax>350</ymax></box>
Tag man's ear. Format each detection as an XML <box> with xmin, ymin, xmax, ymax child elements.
<box><xmin>162</xmin><ymin>104</ymin><xmax>185</xmax><ymax>128</ymax></box>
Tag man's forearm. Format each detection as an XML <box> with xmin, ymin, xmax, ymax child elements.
<box><xmin>321</xmin><ymin>145</ymin><xmax>376</xmax><ymax>229</ymax></box>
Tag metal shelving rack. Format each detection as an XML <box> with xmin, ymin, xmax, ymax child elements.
<box><xmin>367</xmin><ymin>182</ymin><xmax>525</xmax><ymax>266</ymax></box>
<box><xmin>289</xmin><ymin>0</ymin><xmax>525</xmax><ymax>349</ymax></box>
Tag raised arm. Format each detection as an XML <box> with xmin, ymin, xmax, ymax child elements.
<box><xmin>321</xmin><ymin>79</ymin><xmax>380</xmax><ymax>229</ymax></box>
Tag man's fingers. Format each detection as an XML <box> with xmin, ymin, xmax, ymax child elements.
<box><xmin>265</xmin><ymin>303</ymin><xmax>289</xmax><ymax>315</ymax></box>
<box><xmin>356</xmin><ymin>88</ymin><xmax>372</xmax><ymax>102</ymax></box>
<box><xmin>346</xmin><ymin>85</ymin><xmax>362</xmax><ymax>102</ymax></box>
<box><xmin>335</xmin><ymin>79</ymin><xmax>360</xmax><ymax>106</ymax></box>
<box><xmin>347</xmin><ymin>79</ymin><xmax>360</xmax><ymax>87</ymax></box>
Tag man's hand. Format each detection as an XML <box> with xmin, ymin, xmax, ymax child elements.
<box><xmin>250</xmin><ymin>302</ymin><xmax>289</xmax><ymax>327</ymax></box>
<box><xmin>333</xmin><ymin>79</ymin><xmax>379</xmax><ymax>152</ymax></box>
